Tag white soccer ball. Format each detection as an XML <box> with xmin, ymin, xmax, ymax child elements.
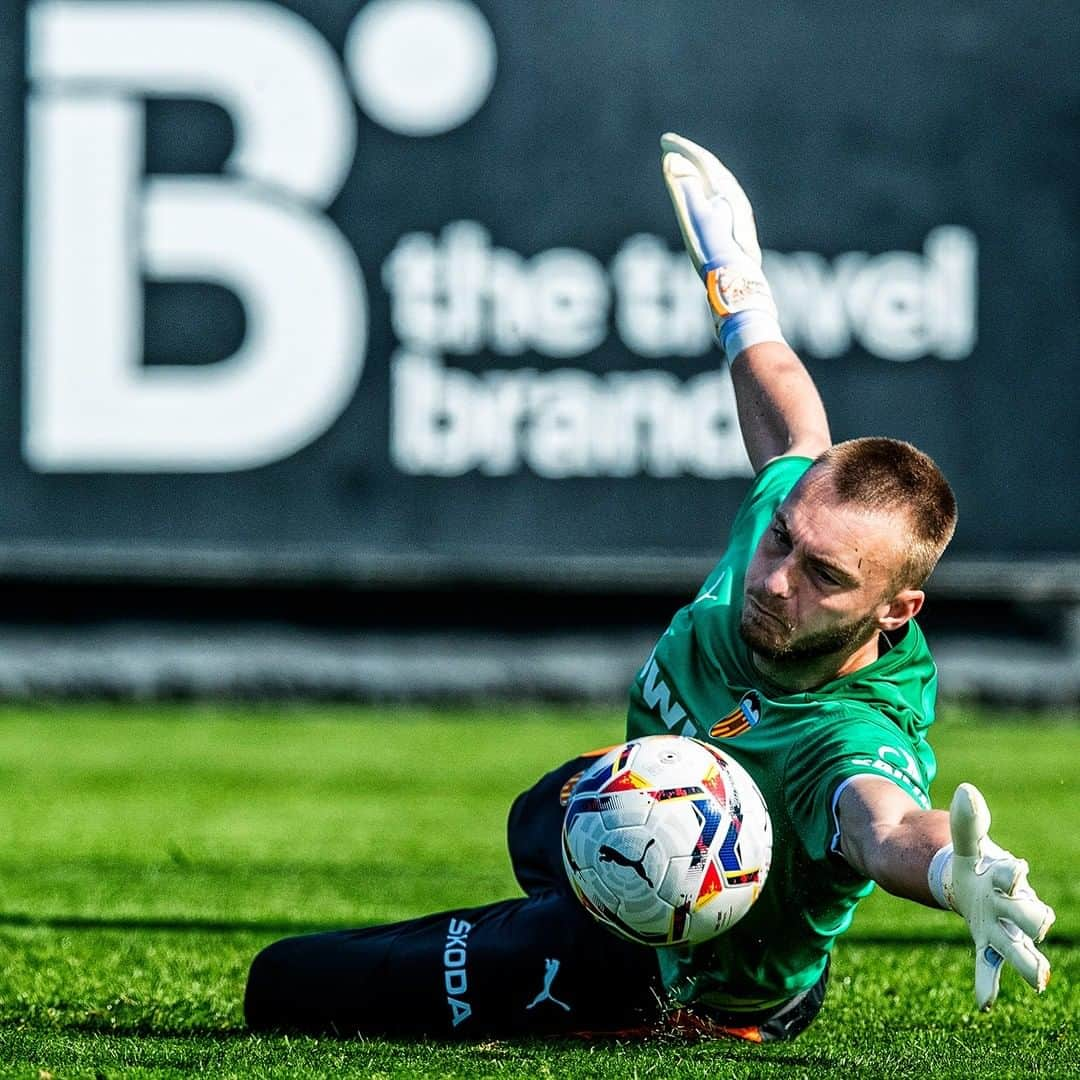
<box><xmin>561</xmin><ymin>735</ymin><xmax>772</xmax><ymax>947</ymax></box>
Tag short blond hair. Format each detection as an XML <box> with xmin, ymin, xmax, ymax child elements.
<box><xmin>810</xmin><ymin>438</ymin><xmax>957</xmax><ymax>590</ymax></box>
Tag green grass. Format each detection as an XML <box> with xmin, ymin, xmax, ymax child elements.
<box><xmin>0</xmin><ymin>702</ymin><xmax>1077</xmax><ymax>1078</ymax></box>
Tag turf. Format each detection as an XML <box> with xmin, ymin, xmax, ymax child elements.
<box><xmin>0</xmin><ymin>702</ymin><xmax>1077</xmax><ymax>1078</ymax></box>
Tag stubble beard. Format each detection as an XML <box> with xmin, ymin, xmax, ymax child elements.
<box><xmin>739</xmin><ymin>601</ymin><xmax>881</xmax><ymax>665</ymax></box>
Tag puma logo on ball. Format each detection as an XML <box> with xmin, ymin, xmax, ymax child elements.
<box><xmin>598</xmin><ymin>837</ymin><xmax>656</xmax><ymax>889</ymax></box>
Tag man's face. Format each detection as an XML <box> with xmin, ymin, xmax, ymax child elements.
<box><xmin>740</xmin><ymin>473</ymin><xmax>908</xmax><ymax>664</ymax></box>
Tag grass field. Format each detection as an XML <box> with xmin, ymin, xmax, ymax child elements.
<box><xmin>0</xmin><ymin>702</ymin><xmax>1077</xmax><ymax>1078</ymax></box>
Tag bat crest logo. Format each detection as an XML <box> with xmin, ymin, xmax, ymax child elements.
<box><xmin>710</xmin><ymin>691</ymin><xmax>762</xmax><ymax>739</ymax></box>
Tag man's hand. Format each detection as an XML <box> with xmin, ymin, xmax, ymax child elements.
<box><xmin>929</xmin><ymin>783</ymin><xmax>1055</xmax><ymax>1010</ymax></box>
<box><xmin>658</xmin><ymin>132</ymin><xmax>830</xmax><ymax>470</ymax></box>
<box><xmin>660</xmin><ymin>132</ymin><xmax>777</xmax><ymax>325</ymax></box>
<box><xmin>838</xmin><ymin>776</ymin><xmax>1054</xmax><ymax>1011</ymax></box>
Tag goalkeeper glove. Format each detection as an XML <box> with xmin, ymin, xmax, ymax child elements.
<box><xmin>928</xmin><ymin>783</ymin><xmax>1055</xmax><ymax>1010</ymax></box>
<box><xmin>660</xmin><ymin>132</ymin><xmax>785</xmax><ymax>363</ymax></box>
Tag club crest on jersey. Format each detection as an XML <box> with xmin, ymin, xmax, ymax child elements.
<box><xmin>710</xmin><ymin>691</ymin><xmax>761</xmax><ymax>739</ymax></box>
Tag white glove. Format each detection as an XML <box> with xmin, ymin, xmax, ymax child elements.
<box><xmin>660</xmin><ymin>132</ymin><xmax>783</xmax><ymax>360</ymax></box>
<box><xmin>928</xmin><ymin>783</ymin><xmax>1055</xmax><ymax>1010</ymax></box>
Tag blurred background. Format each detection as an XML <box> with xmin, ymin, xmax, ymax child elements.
<box><xmin>1</xmin><ymin>0</ymin><xmax>1078</xmax><ymax>706</ymax></box>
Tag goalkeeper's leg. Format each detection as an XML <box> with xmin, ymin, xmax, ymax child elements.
<box><xmin>244</xmin><ymin>891</ymin><xmax>663</xmax><ymax>1037</ymax></box>
<box><xmin>245</xmin><ymin>754</ymin><xmax>661</xmax><ymax>1037</ymax></box>
<box><xmin>507</xmin><ymin>751</ymin><xmax>612</xmax><ymax>896</ymax></box>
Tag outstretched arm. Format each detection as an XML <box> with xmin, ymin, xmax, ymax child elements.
<box><xmin>836</xmin><ymin>776</ymin><xmax>1055</xmax><ymax>1010</ymax></box>
<box><xmin>835</xmin><ymin>775</ymin><xmax>950</xmax><ymax>906</ymax></box>
<box><xmin>661</xmin><ymin>134</ymin><xmax>830</xmax><ymax>472</ymax></box>
<box><xmin>729</xmin><ymin>342</ymin><xmax>831</xmax><ymax>473</ymax></box>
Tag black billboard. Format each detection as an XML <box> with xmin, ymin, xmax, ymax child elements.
<box><xmin>2</xmin><ymin>1</ymin><xmax>1078</xmax><ymax>586</ymax></box>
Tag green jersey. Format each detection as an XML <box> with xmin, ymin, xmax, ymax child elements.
<box><xmin>625</xmin><ymin>456</ymin><xmax>939</xmax><ymax>1010</ymax></box>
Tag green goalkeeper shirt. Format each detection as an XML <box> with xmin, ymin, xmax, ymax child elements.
<box><xmin>625</xmin><ymin>455</ymin><xmax>939</xmax><ymax>1010</ymax></box>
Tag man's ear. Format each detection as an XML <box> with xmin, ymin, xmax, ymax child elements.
<box><xmin>878</xmin><ymin>589</ymin><xmax>924</xmax><ymax>631</ymax></box>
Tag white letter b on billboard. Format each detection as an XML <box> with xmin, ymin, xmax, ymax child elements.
<box><xmin>24</xmin><ymin>1</ymin><xmax>365</xmax><ymax>471</ymax></box>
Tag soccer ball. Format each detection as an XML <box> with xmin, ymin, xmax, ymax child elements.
<box><xmin>561</xmin><ymin>735</ymin><xmax>772</xmax><ymax>947</ymax></box>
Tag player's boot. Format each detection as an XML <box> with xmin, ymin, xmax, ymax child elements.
<box><xmin>661</xmin><ymin>133</ymin><xmax>782</xmax><ymax>357</ymax></box>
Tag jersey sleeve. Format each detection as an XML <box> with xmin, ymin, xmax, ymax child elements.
<box><xmin>783</xmin><ymin>709</ymin><xmax>934</xmax><ymax>865</ymax></box>
<box><xmin>695</xmin><ymin>456</ymin><xmax>814</xmax><ymax>599</ymax></box>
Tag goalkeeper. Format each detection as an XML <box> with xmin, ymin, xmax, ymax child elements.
<box><xmin>245</xmin><ymin>134</ymin><xmax>1054</xmax><ymax>1041</ymax></box>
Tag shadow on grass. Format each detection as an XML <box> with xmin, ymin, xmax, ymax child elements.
<box><xmin>0</xmin><ymin>912</ymin><xmax>371</xmax><ymax>935</ymax></box>
<box><xmin>0</xmin><ymin>1017</ymin><xmax>248</xmax><ymax>1040</ymax></box>
<box><xmin>2</xmin><ymin>912</ymin><xmax>1076</xmax><ymax>949</ymax></box>
<box><xmin>5</xmin><ymin>912</ymin><xmax>1073</xmax><ymax>946</ymax></box>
